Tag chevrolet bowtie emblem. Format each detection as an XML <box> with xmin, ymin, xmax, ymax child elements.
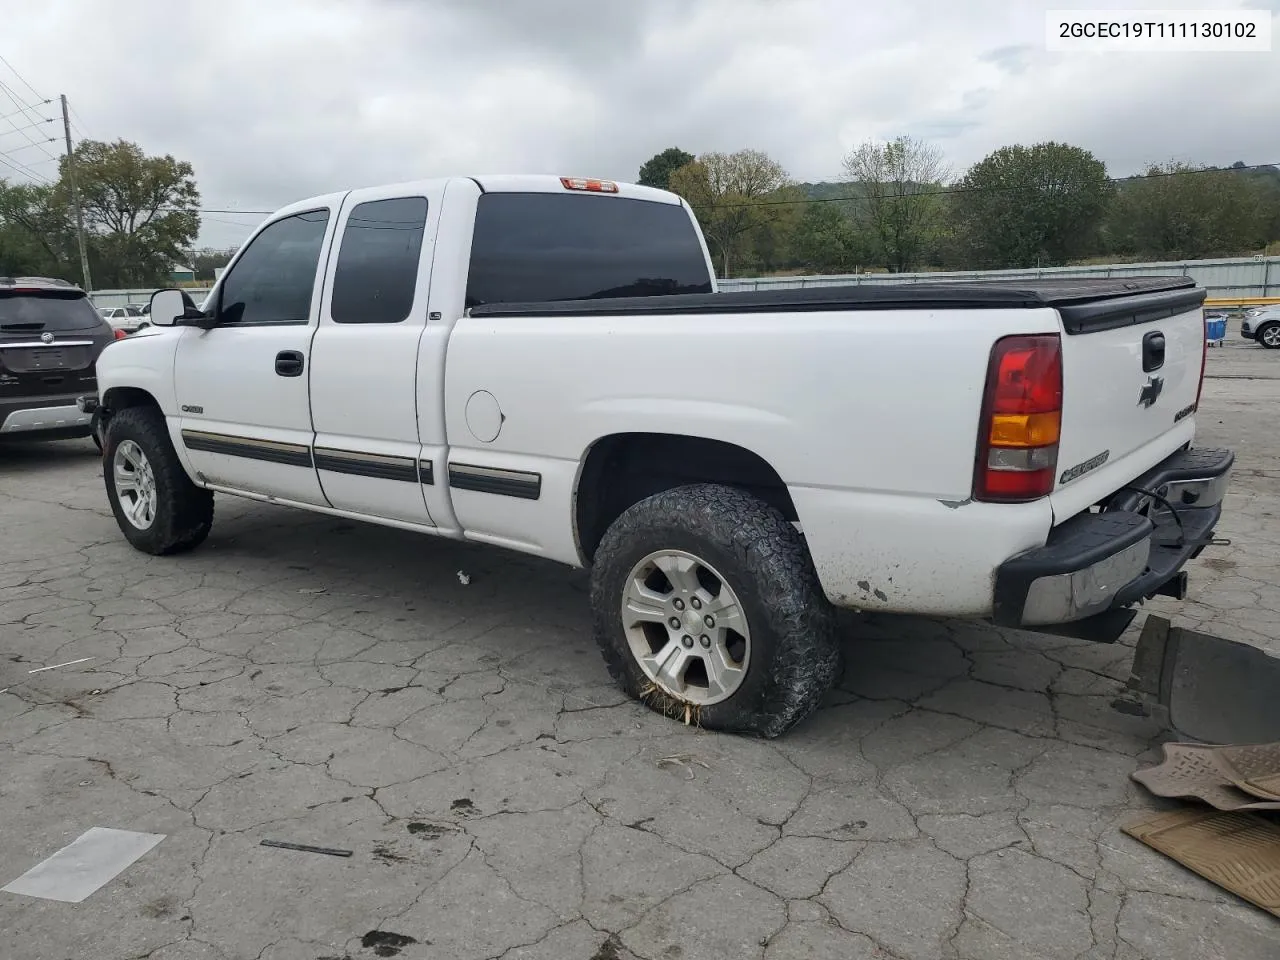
<box><xmin>1138</xmin><ymin>375</ymin><xmax>1164</xmax><ymax>408</ymax></box>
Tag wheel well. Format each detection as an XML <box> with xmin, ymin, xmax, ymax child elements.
<box><xmin>575</xmin><ymin>432</ymin><xmax>798</xmax><ymax>563</ymax></box>
<box><xmin>102</xmin><ymin>386</ymin><xmax>160</xmax><ymax>415</ymax></box>
<box><xmin>100</xmin><ymin>386</ymin><xmax>161</xmax><ymax>430</ymax></box>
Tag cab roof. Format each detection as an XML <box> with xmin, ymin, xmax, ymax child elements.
<box><xmin>269</xmin><ymin>174</ymin><xmax>683</xmax><ymax>221</ymax></box>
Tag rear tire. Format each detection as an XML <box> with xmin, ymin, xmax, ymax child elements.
<box><xmin>103</xmin><ymin>406</ymin><xmax>213</xmax><ymax>555</ymax></box>
<box><xmin>1257</xmin><ymin>322</ymin><xmax>1280</xmax><ymax>349</ymax></box>
<box><xmin>589</xmin><ymin>484</ymin><xmax>841</xmax><ymax>738</ymax></box>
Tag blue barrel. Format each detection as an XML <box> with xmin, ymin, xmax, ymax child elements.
<box><xmin>1206</xmin><ymin>317</ymin><xmax>1227</xmax><ymax>342</ymax></box>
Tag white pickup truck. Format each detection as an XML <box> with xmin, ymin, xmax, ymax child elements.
<box><xmin>90</xmin><ymin>174</ymin><xmax>1233</xmax><ymax>737</ymax></box>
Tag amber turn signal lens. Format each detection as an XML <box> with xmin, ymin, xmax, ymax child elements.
<box><xmin>988</xmin><ymin>411</ymin><xmax>1062</xmax><ymax>448</ymax></box>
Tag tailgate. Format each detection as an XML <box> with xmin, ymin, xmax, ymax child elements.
<box><xmin>1050</xmin><ymin>285</ymin><xmax>1205</xmax><ymax>515</ymax></box>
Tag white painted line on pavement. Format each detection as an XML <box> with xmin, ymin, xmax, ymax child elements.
<box><xmin>27</xmin><ymin>657</ymin><xmax>95</xmax><ymax>674</ymax></box>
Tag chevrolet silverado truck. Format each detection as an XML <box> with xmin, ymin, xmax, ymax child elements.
<box><xmin>90</xmin><ymin>175</ymin><xmax>1233</xmax><ymax>737</ymax></box>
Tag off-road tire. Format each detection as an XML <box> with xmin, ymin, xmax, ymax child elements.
<box><xmin>104</xmin><ymin>406</ymin><xmax>214</xmax><ymax>555</ymax></box>
<box><xmin>589</xmin><ymin>483</ymin><xmax>841</xmax><ymax>738</ymax></box>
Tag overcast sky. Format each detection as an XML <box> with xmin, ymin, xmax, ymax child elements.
<box><xmin>2</xmin><ymin>0</ymin><xmax>1278</xmax><ymax>250</ymax></box>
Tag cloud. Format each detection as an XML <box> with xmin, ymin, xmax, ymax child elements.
<box><xmin>1</xmin><ymin>0</ymin><xmax>1275</xmax><ymax>250</ymax></box>
<box><xmin>979</xmin><ymin>44</ymin><xmax>1035</xmax><ymax>75</ymax></box>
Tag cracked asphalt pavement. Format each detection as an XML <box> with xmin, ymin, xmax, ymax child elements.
<box><xmin>2</xmin><ymin>335</ymin><xmax>1279</xmax><ymax>960</ymax></box>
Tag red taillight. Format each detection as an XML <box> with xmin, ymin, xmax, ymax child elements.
<box><xmin>560</xmin><ymin>177</ymin><xmax>619</xmax><ymax>193</ymax></box>
<box><xmin>974</xmin><ymin>334</ymin><xmax>1063</xmax><ymax>503</ymax></box>
<box><xmin>113</xmin><ymin>328</ymin><xmax>128</xmax><ymax>340</ymax></box>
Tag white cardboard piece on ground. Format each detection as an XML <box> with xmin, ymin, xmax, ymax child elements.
<box><xmin>2</xmin><ymin>828</ymin><xmax>165</xmax><ymax>903</ymax></box>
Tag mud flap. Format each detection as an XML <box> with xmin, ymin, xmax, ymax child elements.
<box><xmin>1115</xmin><ymin>615</ymin><xmax>1280</xmax><ymax>743</ymax></box>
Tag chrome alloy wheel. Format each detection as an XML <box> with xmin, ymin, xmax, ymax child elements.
<box><xmin>620</xmin><ymin>549</ymin><xmax>751</xmax><ymax>706</ymax></box>
<box><xmin>113</xmin><ymin>439</ymin><xmax>158</xmax><ymax>530</ymax></box>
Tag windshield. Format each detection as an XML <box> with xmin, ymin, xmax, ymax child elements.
<box><xmin>0</xmin><ymin>292</ymin><xmax>106</xmax><ymax>332</ymax></box>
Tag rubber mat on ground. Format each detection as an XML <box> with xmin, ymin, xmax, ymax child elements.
<box><xmin>1236</xmin><ymin>773</ymin><xmax>1280</xmax><ymax>802</ymax></box>
<box><xmin>1131</xmin><ymin>741</ymin><xmax>1280</xmax><ymax>811</ymax></box>
<box><xmin>1123</xmin><ymin>808</ymin><xmax>1280</xmax><ymax>917</ymax></box>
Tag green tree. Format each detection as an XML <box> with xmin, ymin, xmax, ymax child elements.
<box><xmin>669</xmin><ymin>149</ymin><xmax>793</xmax><ymax>277</ymax></box>
<box><xmin>791</xmin><ymin>202</ymin><xmax>868</xmax><ymax>274</ymax></box>
<box><xmin>191</xmin><ymin>247</ymin><xmax>236</xmax><ymax>281</ymax></box>
<box><xmin>841</xmin><ymin>136</ymin><xmax>950</xmax><ymax>273</ymax></box>
<box><xmin>637</xmin><ymin>147</ymin><xmax>695</xmax><ymax>191</ymax></box>
<box><xmin>58</xmin><ymin>139</ymin><xmax>201</xmax><ymax>288</ymax></box>
<box><xmin>0</xmin><ymin>180</ymin><xmax>71</xmax><ymax>276</ymax></box>
<box><xmin>1</xmin><ymin>141</ymin><xmax>202</xmax><ymax>288</ymax></box>
<box><xmin>1107</xmin><ymin>162</ymin><xmax>1272</xmax><ymax>260</ymax></box>
<box><xmin>950</xmin><ymin>142</ymin><xmax>1111</xmax><ymax>268</ymax></box>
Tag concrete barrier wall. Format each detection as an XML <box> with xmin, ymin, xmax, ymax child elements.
<box><xmin>717</xmin><ymin>256</ymin><xmax>1280</xmax><ymax>304</ymax></box>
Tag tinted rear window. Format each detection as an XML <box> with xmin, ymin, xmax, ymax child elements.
<box><xmin>0</xmin><ymin>291</ymin><xmax>104</xmax><ymax>332</ymax></box>
<box><xmin>465</xmin><ymin>193</ymin><xmax>712</xmax><ymax>309</ymax></box>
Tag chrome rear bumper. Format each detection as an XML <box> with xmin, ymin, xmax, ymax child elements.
<box><xmin>992</xmin><ymin>446</ymin><xmax>1234</xmax><ymax>643</ymax></box>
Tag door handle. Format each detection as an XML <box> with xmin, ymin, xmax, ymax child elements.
<box><xmin>1142</xmin><ymin>332</ymin><xmax>1165</xmax><ymax>373</ymax></box>
<box><xmin>275</xmin><ymin>350</ymin><xmax>305</xmax><ymax>377</ymax></box>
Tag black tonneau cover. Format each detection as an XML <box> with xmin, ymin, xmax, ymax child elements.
<box><xmin>469</xmin><ymin>276</ymin><xmax>1206</xmax><ymax>334</ymax></box>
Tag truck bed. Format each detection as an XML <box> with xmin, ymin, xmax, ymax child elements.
<box><xmin>471</xmin><ymin>276</ymin><xmax>1205</xmax><ymax>334</ymax></box>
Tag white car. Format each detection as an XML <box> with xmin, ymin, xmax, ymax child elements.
<box><xmin>98</xmin><ymin>305</ymin><xmax>146</xmax><ymax>332</ymax></box>
<box><xmin>90</xmin><ymin>174</ymin><xmax>1234</xmax><ymax>736</ymax></box>
<box><xmin>1241</xmin><ymin>306</ymin><xmax>1280</xmax><ymax>349</ymax></box>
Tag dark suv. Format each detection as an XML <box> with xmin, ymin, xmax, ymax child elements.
<box><xmin>0</xmin><ymin>277</ymin><xmax>121</xmax><ymax>445</ymax></box>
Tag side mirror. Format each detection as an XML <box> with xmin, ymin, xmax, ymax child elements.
<box><xmin>148</xmin><ymin>288</ymin><xmax>205</xmax><ymax>327</ymax></box>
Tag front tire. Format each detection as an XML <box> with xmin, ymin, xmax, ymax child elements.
<box><xmin>1257</xmin><ymin>322</ymin><xmax>1280</xmax><ymax>349</ymax></box>
<box><xmin>589</xmin><ymin>484</ymin><xmax>841</xmax><ymax>738</ymax></box>
<box><xmin>103</xmin><ymin>406</ymin><xmax>214</xmax><ymax>555</ymax></box>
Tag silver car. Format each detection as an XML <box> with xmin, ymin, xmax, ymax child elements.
<box><xmin>1242</xmin><ymin>306</ymin><xmax>1280</xmax><ymax>349</ymax></box>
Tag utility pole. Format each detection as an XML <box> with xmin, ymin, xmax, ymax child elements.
<box><xmin>60</xmin><ymin>94</ymin><xmax>92</xmax><ymax>292</ymax></box>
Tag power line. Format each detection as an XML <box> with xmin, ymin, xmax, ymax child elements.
<box><xmin>0</xmin><ymin>137</ymin><xmax>57</xmax><ymax>156</ymax></box>
<box><xmin>152</xmin><ymin>207</ymin><xmax>274</xmax><ymax>215</ymax></box>
<box><xmin>178</xmin><ymin>162</ymin><xmax>1280</xmax><ymax>219</ymax></box>
<box><xmin>0</xmin><ymin>55</ymin><xmax>100</xmax><ymax>151</ymax></box>
<box><xmin>10</xmin><ymin>164</ymin><xmax>1280</xmax><ymax>222</ymax></box>
<box><xmin>0</xmin><ymin>53</ymin><xmax>47</xmax><ymax>103</ymax></box>
<box><xmin>7</xmin><ymin>152</ymin><xmax>60</xmax><ymax>166</ymax></box>
<box><xmin>0</xmin><ymin>82</ymin><xmax>53</xmax><ymax>134</ymax></box>
<box><xmin>0</xmin><ymin>117</ymin><xmax>56</xmax><ymax>138</ymax></box>
<box><xmin>68</xmin><ymin>104</ymin><xmax>95</xmax><ymax>140</ymax></box>
<box><xmin>0</xmin><ymin>151</ymin><xmax>52</xmax><ymax>184</ymax></box>
<box><xmin>0</xmin><ymin>103</ymin><xmax>53</xmax><ymax>125</ymax></box>
<box><xmin>700</xmin><ymin>160</ymin><xmax>1280</xmax><ymax>210</ymax></box>
<box><xmin>201</xmin><ymin>214</ymin><xmax>264</xmax><ymax>228</ymax></box>
<box><xmin>0</xmin><ymin>81</ymin><xmax>58</xmax><ymax>163</ymax></box>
